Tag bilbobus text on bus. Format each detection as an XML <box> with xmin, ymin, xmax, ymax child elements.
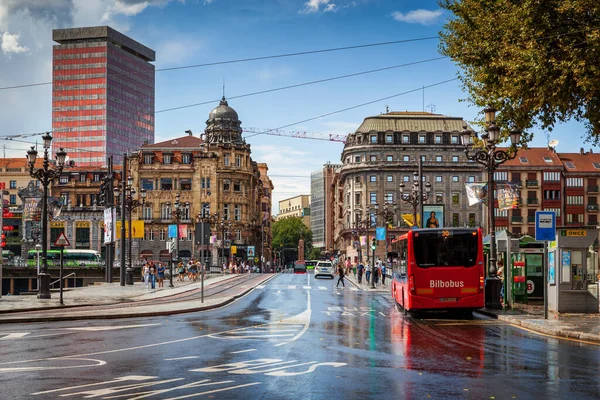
<box><xmin>391</xmin><ymin>227</ymin><xmax>484</xmax><ymax>314</ymax></box>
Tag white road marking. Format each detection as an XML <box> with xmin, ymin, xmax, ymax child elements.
<box><xmin>0</xmin><ymin>333</ymin><xmax>30</xmax><ymax>340</ymax></box>
<box><xmin>230</xmin><ymin>349</ymin><xmax>257</xmax><ymax>354</ymax></box>
<box><xmin>256</xmin><ymin>285</ymin><xmax>265</xmax><ymax>289</ymax></box>
<box><xmin>287</xmin><ymin>285</ymin><xmax>296</xmax><ymax>289</ymax></box>
<box><xmin>319</xmin><ymin>286</ymin><xmax>327</xmax><ymax>290</ymax></box>
<box><xmin>350</xmin><ymin>287</ymin><xmax>359</xmax><ymax>291</ymax></box>
<box><xmin>165</xmin><ymin>356</ymin><xmax>200</xmax><ymax>361</ymax></box>
<box><xmin>0</xmin><ymin>357</ymin><xmax>106</xmax><ymax>373</ymax></box>
<box><xmin>31</xmin><ymin>376</ymin><xmax>158</xmax><ymax>395</ymax></box>
<box><xmin>163</xmin><ymin>382</ymin><xmax>261</xmax><ymax>400</ymax></box>
<box><xmin>303</xmin><ymin>286</ymin><xmax>311</xmax><ymax>289</ymax></box>
<box><xmin>64</xmin><ymin>323</ymin><xmax>161</xmax><ymax>332</ymax></box>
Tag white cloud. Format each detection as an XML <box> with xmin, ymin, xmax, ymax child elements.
<box><xmin>391</xmin><ymin>9</ymin><xmax>443</xmax><ymax>25</ymax></box>
<box><xmin>324</xmin><ymin>4</ymin><xmax>337</xmax><ymax>12</ymax></box>
<box><xmin>1</xmin><ymin>31</ymin><xmax>29</xmax><ymax>54</ymax></box>
<box><xmin>300</xmin><ymin>0</ymin><xmax>332</xmax><ymax>14</ymax></box>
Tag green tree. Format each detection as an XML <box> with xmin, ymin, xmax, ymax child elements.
<box><xmin>271</xmin><ymin>217</ymin><xmax>313</xmax><ymax>263</ymax></box>
<box><xmin>439</xmin><ymin>0</ymin><xmax>600</xmax><ymax>143</ymax></box>
<box><xmin>308</xmin><ymin>247</ymin><xmax>322</xmax><ymax>260</ymax></box>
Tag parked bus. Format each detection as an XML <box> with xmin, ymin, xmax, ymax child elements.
<box><xmin>391</xmin><ymin>228</ymin><xmax>484</xmax><ymax>315</ymax></box>
<box><xmin>27</xmin><ymin>249</ymin><xmax>102</xmax><ymax>268</ymax></box>
<box><xmin>304</xmin><ymin>260</ymin><xmax>318</xmax><ymax>270</ymax></box>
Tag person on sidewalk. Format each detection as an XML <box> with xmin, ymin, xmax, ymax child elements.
<box><xmin>357</xmin><ymin>262</ymin><xmax>364</xmax><ymax>283</ymax></box>
<box><xmin>178</xmin><ymin>262</ymin><xmax>185</xmax><ymax>282</ymax></box>
<box><xmin>336</xmin><ymin>263</ymin><xmax>346</xmax><ymax>289</ymax></box>
<box><xmin>365</xmin><ymin>262</ymin><xmax>372</xmax><ymax>284</ymax></box>
<box><xmin>381</xmin><ymin>263</ymin><xmax>387</xmax><ymax>286</ymax></box>
<box><xmin>143</xmin><ymin>263</ymin><xmax>150</xmax><ymax>288</ymax></box>
<box><xmin>157</xmin><ymin>262</ymin><xmax>165</xmax><ymax>288</ymax></box>
<box><xmin>149</xmin><ymin>262</ymin><xmax>157</xmax><ymax>289</ymax></box>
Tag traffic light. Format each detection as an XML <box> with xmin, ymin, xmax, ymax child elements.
<box><xmin>371</xmin><ymin>238</ymin><xmax>377</xmax><ymax>251</ymax></box>
<box><xmin>1</xmin><ymin>233</ymin><xmax>6</xmax><ymax>248</ymax></box>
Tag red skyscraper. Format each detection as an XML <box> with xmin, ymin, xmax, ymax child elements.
<box><xmin>52</xmin><ymin>26</ymin><xmax>155</xmax><ymax>166</ymax></box>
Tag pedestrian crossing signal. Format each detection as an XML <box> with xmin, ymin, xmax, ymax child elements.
<box><xmin>371</xmin><ymin>238</ymin><xmax>377</xmax><ymax>250</ymax></box>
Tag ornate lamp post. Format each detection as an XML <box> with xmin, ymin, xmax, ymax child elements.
<box><xmin>114</xmin><ymin>178</ymin><xmax>145</xmax><ymax>285</ymax></box>
<box><xmin>26</xmin><ymin>133</ymin><xmax>67</xmax><ymax>299</ymax></box>
<box><xmin>399</xmin><ymin>172</ymin><xmax>431</xmax><ymax>228</ymax></box>
<box><xmin>460</xmin><ymin>106</ymin><xmax>522</xmax><ymax>309</ymax></box>
<box><xmin>167</xmin><ymin>193</ymin><xmax>189</xmax><ymax>287</ymax></box>
<box><xmin>219</xmin><ymin>218</ymin><xmax>232</xmax><ymax>267</ymax></box>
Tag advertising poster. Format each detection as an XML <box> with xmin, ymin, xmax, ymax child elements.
<box><xmin>548</xmin><ymin>251</ymin><xmax>555</xmax><ymax>285</ymax></box>
<box><xmin>103</xmin><ymin>207</ymin><xmax>115</xmax><ymax>244</ymax></box>
<box><xmin>376</xmin><ymin>227</ymin><xmax>386</xmax><ymax>240</ymax></box>
<box><xmin>561</xmin><ymin>250</ymin><xmax>571</xmax><ymax>283</ymax></box>
<box><xmin>115</xmin><ymin>220</ymin><xmax>145</xmax><ymax>239</ymax></box>
<box><xmin>422</xmin><ymin>204</ymin><xmax>444</xmax><ymax>228</ymax></box>
<box><xmin>247</xmin><ymin>246</ymin><xmax>255</xmax><ymax>257</ymax></box>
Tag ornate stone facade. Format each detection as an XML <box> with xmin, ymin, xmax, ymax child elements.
<box><xmin>130</xmin><ymin>97</ymin><xmax>272</xmax><ymax>265</ymax></box>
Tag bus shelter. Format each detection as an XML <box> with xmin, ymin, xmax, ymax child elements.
<box><xmin>548</xmin><ymin>227</ymin><xmax>599</xmax><ymax>314</ymax></box>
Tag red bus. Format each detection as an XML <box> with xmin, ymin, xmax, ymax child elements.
<box><xmin>391</xmin><ymin>227</ymin><xmax>484</xmax><ymax>315</ymax></box>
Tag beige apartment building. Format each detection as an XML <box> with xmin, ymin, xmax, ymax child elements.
<box><xmin>277</xmin><ymin>194</ymin><xmax>311</xmax><ymax>229</ymax></box>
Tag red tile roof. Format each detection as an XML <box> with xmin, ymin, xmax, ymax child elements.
<box><xmin>557</xmin><ymin>151</ymin><xmax>600</xmax><ymax>173</ymax></box>
<box><xmin>142</xmin><ymin>135</ymin><xmax>204</xmax><ymax>149</ymax></box>
<box><xmin>498</xmin><ymin>147</ymin><xmax>562</xmax><ymax>168</ymax></box>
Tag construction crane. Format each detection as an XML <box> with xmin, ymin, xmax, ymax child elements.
<box><xmin>243</xmin><ymin>127</ymin><xmax>348</xmax><ymax>143</ymax></box>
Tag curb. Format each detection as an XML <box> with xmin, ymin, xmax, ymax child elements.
<box><xmin>0</xmin><ymin>274</ymin><xmax>277</xmax><ymax>324</ymax></box>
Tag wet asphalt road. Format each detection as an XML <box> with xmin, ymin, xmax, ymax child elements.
<box><xmin>1</xmin><ymin>272</ymin><xmax>599</xmax><ymax>399</ymax></box>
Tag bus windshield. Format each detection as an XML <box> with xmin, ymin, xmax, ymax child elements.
<box><xmin>413</xmin><ymin>231</ymin><xmax>478</xmax><ymax>268</ymax></box>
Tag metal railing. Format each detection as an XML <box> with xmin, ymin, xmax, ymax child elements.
<box><xmin>50</xmin><ymin>272</ymin><xmax>76</xmax><ymax>288</ymax></box>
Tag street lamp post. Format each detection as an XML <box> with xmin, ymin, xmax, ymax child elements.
<box><xmin>461</xmin><ymin>107</ymin><xmax>522</xmax><ymax>309</ymax></box>
<box><xmin>26</xmin><ymin>133</ymin><xmax>67</xmax><ymax>299</ymax></box>
<box><xmin>351</xmin><ymin>218</ymin><xmax>368</xmax><ymax>264</ymax></box>
<box><xmin>113</xmin><ymin>176</ymin><xmax>146</xmax><ymax>286</ymax></box>
<box><xmin>219</xmin><ymin>218</ymin><xmax>232</xmax><ymax>268</ymax></box>
<box><xmin>399</xmin><ymin>171</ymin><xmax>431</xmax><ymax>228</ymax></box>
<box><xmin>171</xmin><ymin>192</ymin><xmax>189</xmax><ymax>287</ymax></box>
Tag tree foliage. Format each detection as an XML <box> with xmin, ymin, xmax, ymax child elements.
<box><xmin>271</xmin><ymin>217</ymin><xmax>313</xmax><ymax>258</ymax></box>
<box><xmin>308</xmin><ymin>247</ymin><xmax>322</xmax><ymax>260</ymax></box>
<box><xmin>439</xmin><ymin>0</ymin><xmax>600</xmax><ymax>143</ymax></box>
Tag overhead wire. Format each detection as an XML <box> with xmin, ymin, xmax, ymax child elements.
<box><xmin>0</xmin><ymin>36</ymin><xmax>440</xmax><ymax>92</ymax></box>
<box><xmin>244</xmin><ymin>78</ymin><xmax>459</xmax><ymax>138</ymax></box>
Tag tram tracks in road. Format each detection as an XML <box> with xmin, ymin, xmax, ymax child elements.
<box><xmin>9</xmin><ymin>274</ymin><xmax>270</xmax><ymax>316</ymax></box>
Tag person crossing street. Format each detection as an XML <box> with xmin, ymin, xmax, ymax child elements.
<box><xmin>335</xmin><ymin>263</ymin><xmax>346</xmax><ymax>289</ymax></box>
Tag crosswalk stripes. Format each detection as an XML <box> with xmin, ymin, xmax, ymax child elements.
<box><xmin>248</xmin><ymin>284</ymin><xmax>364</xmax><ymax>292</ymax></box>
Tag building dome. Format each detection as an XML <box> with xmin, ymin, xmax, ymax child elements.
<box><xmin>209</xmin><ymin>97</ymin><xmax>239</xmax><ymax>121</ymax></box>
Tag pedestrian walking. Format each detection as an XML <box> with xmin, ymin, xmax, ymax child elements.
<box><xmin>365</xmin><ymin>262</ymin><xmax>372</xmax><ymax>284</ymax></box>
<box><xmin>177</xmin><ymin>262</ymin><xmax>185</xmax><ymax>282</ymax></box>
<box><xmin>335</xmin><ymin>263</ymin><xmax>345</xmax><ymax>288</ymax></box>
<box><xmin>157</xmin><ymin>262</ymin><xmax>165</xmax><ymax>288</ymax></box>
<box><xmin>357</xmin><ymin>262</ymin><xmax>364</xmax><ymax>283</ymax></box>
<box><xmin>381</xmin><ymin>263</ymin><xmax>387</xmax><ymax>286</ymax></box>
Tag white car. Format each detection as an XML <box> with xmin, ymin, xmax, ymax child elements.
<box><xmin>314</xmin><ymin>261</ymin><xmax>335</xmax><ymax>279</ymax></box>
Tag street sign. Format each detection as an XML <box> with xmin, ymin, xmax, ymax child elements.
<box><xmin>561</xmin><ymin>230</ymin><xmax>587</xmax><ymax>237</ymax></box>
<box><xmin>54</xmin><ymin>232</ymin><xmax>70</xmax><ymax>247</ymax></box>
<box><xmin>535</xmin><ymin>211</ymin><xmax>556</xmax><ymax>241</ymax></box>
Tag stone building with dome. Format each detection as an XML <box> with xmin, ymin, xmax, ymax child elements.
<box><xmin>129</xmin><ymin>97</ymin><xmax>273</xmax><ymax>268</ymax></box>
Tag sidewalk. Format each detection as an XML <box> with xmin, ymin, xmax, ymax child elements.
<box><xmin>475</xmin><ymin>304</ymin><xmax>600</xmax><ymax>344</ymax></box>
<box><xmin>0</xmin><ymin>273</ymin><xmax>275</xmax><ymax>324</ymax></box>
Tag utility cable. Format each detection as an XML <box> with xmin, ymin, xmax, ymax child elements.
<box><xmin>0</xmin><ymin>36</ymin><xmax>439</xmax><ymax>92</ymax></box>
<box><xmin>245</xmin><ymin>78</ymin><xmax>459</xmax><ymax>138</ymax></box>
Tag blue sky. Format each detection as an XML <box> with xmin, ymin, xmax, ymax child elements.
<box><xmin>0</xmin><ymin>0</ymin><xmax>591</xmax><ymax>213</ymax></box>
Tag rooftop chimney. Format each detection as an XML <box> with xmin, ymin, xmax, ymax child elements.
<box><xmin>580</xmin><ymin>147</ymin><xmax>585</xmax><ymax>155</ymax></box>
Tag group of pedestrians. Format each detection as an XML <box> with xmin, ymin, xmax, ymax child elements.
<box><xmin>222</xmin><ymin>259</ymin><xmax>254</xmax><ymax>274</ymax></box>
<box><xmin>334</xmin><ymin>257</ymin><xmax>388</xmax><ymax>289</ymax></box>
<box><xmin>142</xmin><ymin>260</ymin><xmax>166</xmax><ymax>289</ymax></box>
<box><xmin>354</xmin><ymin>258</ymin><xmax>387</xmax><ymax>287</ymax></box>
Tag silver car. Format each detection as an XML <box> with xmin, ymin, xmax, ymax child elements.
<box><xmin>314</xmin><ymin>261</ymin><xmax>335</xmax><ymax>279</ymax></box>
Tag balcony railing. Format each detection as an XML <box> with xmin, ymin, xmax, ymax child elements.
<box><xmin>587</xmin><ymin>204</ymin><xmax>599</xmax><ymax>212</ymax></box>
<box><xmin>511</xmin><ymin>216</ymin><xmax>524</xmax><ymax>223</ymax></box>
<box><xmin>587</xmin><ymin>186</ymin><xmax>599</xmax><ymax>193</ymax></box>
<box><xmin>588</xmin><ymin>221</ymin><xmax>599</xmax><ymax>226</ymax></box>
<box><xmin>527</xmin><ymin>216</ymin><xmax>536</xmax><ymax>223</ymax></box>
<box><xmin>525</xmin><ymin>180</ymin><xmax>538</xmax><ymax>188</ymax></box>
<box><xmin>526</xmin><ymin>198</ymin><xmax>539</xmax><ymax>205</ymax></box>
<box><xmin>566</xmin><ymin>221</ymin><xmax>584</xmax><ymax>226</ymax></box>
